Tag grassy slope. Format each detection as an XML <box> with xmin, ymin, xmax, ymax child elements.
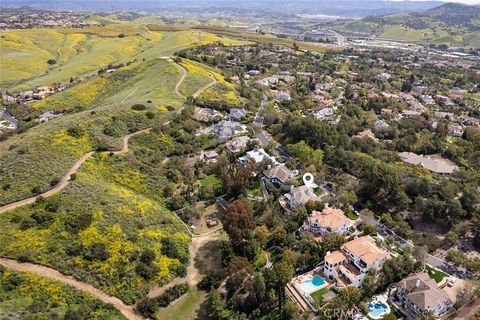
<box><xmin>334</xmin><ymin>12</ymin><xmax>480</xmax><ymax>48</ymax></box>
<box><xmin>179</xmin><ymin>58</ymin><xmax>217</xmax><ymax>97</ymax></box>
<box><xmin>0</xmin><ymin>25</ymin><xmax>164</xmax><ymax>92</ymax></box>
<box><xmin>0</xmin><ymin>267</ymin><xmax>126</xmax><ymax>319</ymax></box>
<box><xmin>137</xmin><ymin>29</ymin><xmax>252</xmax><ymax>60</ymax></box>
<box><xmin>0</xmin><ymin>59</ymin><xmax>183</xmax><ymax>205</ymax></box>
<box><xmin>0</xmin><ymin>150</ymin><xmax>190</xmax><ymax>303</ymax></box>
<box><xmin>0</xmin><ymin>26</ymin><xmax>250</xmax><ymax>205</ymax></box>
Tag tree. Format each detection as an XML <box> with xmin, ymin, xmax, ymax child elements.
<box><xmin>273</xmin><ymin>261</ymin><xmax>295</xmax><ymax>317</ymax></box>
<box><xmin>209</xmin><ymin>290</ymin><xmax>233</xmax><ymax>320</ymax></box>
<box><xmin>362</xmin><ymin>269</ymin><xmax>378</xmax><ymax>297</ymax></box>
<box><xmin>446</xmin><ymin>230</ymin><xmax>458</xmax><ymax>245</ymax></box>
<box><xmin>341</xmin><ymin>286</ymin><xmax>362</xmax><ymax>308</ymax></box>
<box><xmin>221</xmin><ymin>198</ymin><xmax>255</xmax><ymax>247</ymax></box>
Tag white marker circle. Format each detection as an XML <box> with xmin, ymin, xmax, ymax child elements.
<box><xmin>303</xmin><ymin>173</ymin><xmax>314</xmax><ymax>187</ymax></box>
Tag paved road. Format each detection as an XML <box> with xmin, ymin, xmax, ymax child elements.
<box><xmin>0</xmin><ymin>257</ymin><xmax>143</xmax><ymax>320</ymax></box>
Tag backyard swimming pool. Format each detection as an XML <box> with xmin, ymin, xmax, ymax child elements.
<box><xmin>368</xmin><ymin>301</ymin><xmax>390</xmax><ymax>319</ymax></box>
<box><xmin>300</xmin><ymin>275</ymin><xmax>326</xmax><ymax>293</ymax></box>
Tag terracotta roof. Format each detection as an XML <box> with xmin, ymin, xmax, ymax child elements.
<box><xmin>308</xmin><ymin>207</ymin><xmax>353</xmax><ymax>230</ymax></box>
<box><xmin>325</xmin><ymin>250</ymin><xmax>348</xmax><ymax>264</ymax></box>
<box><xmin>397</xmin><ymin>272</ymin><xmax>452</xmax><ymax>312</ymax></box>
<box><xmin>342</xmin><ymin>236</ymin><xmax>388</xmax><ymax>265</ymax></box>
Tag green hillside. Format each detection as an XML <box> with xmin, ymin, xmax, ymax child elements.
<box><xmin>333</xmin><ymin>3</ymin><xmax>480</xmax><ymax>48</ymax></box>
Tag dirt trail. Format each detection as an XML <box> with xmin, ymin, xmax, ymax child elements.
<box><xmin>161</xmin><ymin>57</ymin><xmax>187</xmax><ymax>100</ymax></box>
<box><xmin>0</xmin><ymin>128</ymin><xmax>151</xmax><ymax>214</ymax></box>
<box><xmin>192</xmin><ymin>73</ymin><xmax>217</xmax><ymax>98</ymax></box>
<box><xmin>147</xmin><ymin>229</ymin><xmax>222</xmax><ymax>298</ymax></box>
<box><xmin>0</xmin><ymin>257</ymin><xmax>144</xmax><ymax>320</ymax></box>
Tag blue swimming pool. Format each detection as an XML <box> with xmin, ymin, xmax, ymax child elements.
<box><xmin>368</xmin><ymin>302</ymin><xmax>390</xmax><ymax>319</ymax></box>
<box><xmin>300</xmin><ymin>275</ymin><xmax>326</xmax><ymax>293</ymax></box>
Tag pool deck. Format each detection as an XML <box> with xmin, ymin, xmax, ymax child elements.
<box><xmin>288</xmin><ymin>267</ymin><xmax>334</xmax><ymax>312</ymax></box>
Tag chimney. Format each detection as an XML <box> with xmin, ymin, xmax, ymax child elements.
<box><xmin>415</xmin><ymin>279</ymin><xmax>420</xmax><ymax>287</ymax></box>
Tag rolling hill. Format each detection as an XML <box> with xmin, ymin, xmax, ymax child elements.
<box><xmin>331</xmin><ymin>3</ymin><xmax>480</xmax><ymax>49</ymax></box>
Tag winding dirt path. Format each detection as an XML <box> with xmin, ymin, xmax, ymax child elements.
<box><xmin>0</xmin><ymin>128</ymin><xmax>151</xmax><ymax>214</ymax></box>
<box><xmin>192</xmin><ymin>73</ymin><xmax>217</xmax><ymax>98</ymax></box>
<box><xmin>147</xmin><ymin>228</ymin><xmax>223</xmax><ymax>298</ymax></box>
<box><xmin>0</xmin><ymin>257</ymin><xmax>144</xmax><ymax>320</ymax></box>
<box><xmin>0</xmin><ymin>57</ymin><xmax>219</xmax><ymax>319</ymax></box>
<box><xmin>161</xmin><ymin>56</ymin><xmax>187</xmax><ymax>100</ymax></box>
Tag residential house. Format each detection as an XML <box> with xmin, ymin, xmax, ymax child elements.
<box><xmin>373</xmin><ymin>119</ymin><xmax>390</xmax><ymax>130</ymax></box>
<box><xmin>351</xmin><ymin>129</ymin><xmax>378</xmax><ymax>143</ymax></box>
<box><xmin>225</xmin><ymin>136</ymin><xmax>252</xmax><ymax>153</ymax></box>
<box><xmin>38</xmin><ymin>111</ymin><xmax>62</xmax><ymax>123</ymax></box>
<box><xmin>420</xmin><ymin>95</ymin><xmax>435</xmax><ymax>105</ymax></box>
<box><xmin>324</xmin><ymin>236</ymin><xmax>389</xmax><ymax>287</ymax></box>
<box><xmin>398</xmin><ymin>152</ymin><xmax>458</xmax><ymax>175</ymax></box>
<box><xmin>202</xmin><ymin>150</ymin><xmax>219</xmax><ymax>164</ymax></box>
<box><xmin>263</xmin><ymin>164</ymin><xmax>297</xmax><ymax>185</ymax></box>
<box><xmin>274</xmin><ymin>91</ymin><xmax>291</xmax><ymax>101</ymax></box>
<box><xmin>228</xmin><ymin>108</ymin><xmax>248</xmax><ymax>121</ymax></box>
<box><xmin>212</xmin><ymin>120</ymin><xmax>246</xmax><ymax>140</ymax></box>
<box><xmin>255</xmin><ymin>76</ymin><xmax>278</xmax><ymax>87</ymax></box>
<box><xmin>239</xmin><ymin>148</ymin><xmax>277</xmax><ymax>167</ymax></box>
<box><xmin>315</xmin><ymin>83</ymin><xmax>334</xmax><ymax>91</ymax></box>
<box><xmin>284</xmin><ymin>184</ymin><xmax>322</xmax><ymax>209</ymax></box>
<box><xmin>0</xmin><ymin>108</ymin><xmax>18</xmax><ymax>131</ymax></box>
<box><xmin>192</xmin><ymin>107</ymin><xmax>222</xmax><ymax>123</ymax></box>
<box><xmin>377</xmin><ymin>73</ymin><xmax>391</xmax><ymax>81</ymax></box>
<box><xmin>434</xmin><ymin>111</ymin><xmax>456</xmax><ymax>121</ymax></box>
<box><xmin>448</xmin><ymin>124</ymin><xmax>464</xmax><ymax>138</ymax></box>
<box><xmin>435</xmin><ymin>95</ymin><xmax>454</xmax><ymax>106</ymax></box>
<box><xmin>302</xmin><ymin>205</ymin><xmax>355</xmax><ymax>235</ymax></box>
<box><xmin>394</xmin><ymin>272</ymin><xmax>453</xmax><ymax>319</ymax></box>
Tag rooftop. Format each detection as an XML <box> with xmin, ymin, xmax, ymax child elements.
<box><xmin>342</xmin><ymin>236</ymin><xmax>389</xmax><ymax>265</ymax></box>
<box><xmin>308</xmin><ymin>206</ymin><xmax>353</xmax><ymax>230</ymax></box>
<box><xmin>397</xmin><ymin>272</ymin><xmax>452</xmax><ymax>312</ymax></box>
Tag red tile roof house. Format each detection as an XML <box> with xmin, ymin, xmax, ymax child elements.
<box><xmin>302</xmin><ymin>205</ymin><xmax>355</xmax><ymax>236</ymax></box>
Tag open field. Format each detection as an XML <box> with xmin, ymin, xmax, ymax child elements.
<box><xmin>137</xmin><ymin>29</ymin><xmax>252</xmax><ymax>60</ymax></box>
<box><xmin>191</xmin><ymin>26</ymin><xmax>333</xmax><ymax>52</ymax></box>
<box><xmin>0</xmin><ymin>266</ymin><xmax>126</xmax><ymax>320</ymax></box>
<box><xmin>0</xmin><ymin>26</ymin><xmax>164</xmax><ymax>92</ymax></box>
<box><xmin>178</xmin><ymin>59</ymin><xmax>214</xmax><ymax>97</ymax></box>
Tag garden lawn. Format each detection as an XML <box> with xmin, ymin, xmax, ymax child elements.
<box><xmin>155</xmin><ymin>286</ymin><xmax>207</xmax><ymax>320</ymax></box>
<box><xmin>425</xmin><ymin>264</ymin><xmax>448</xmax><ymax>283</ymax></box>
<box><xmin>311</xmin><ymin>287</ymin><xmax>332</xmax><ymax>307</ymax></box>
<box><xmin>200</xmin><ymin>175</ymin><xmax>222</xmax><ymax>189</ymax></box>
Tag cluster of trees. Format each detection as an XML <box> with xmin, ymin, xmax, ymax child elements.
<box><xmin>136</xmin><ymin>283</ymin><xmax>189</xmax><ymax>318</ymax></box>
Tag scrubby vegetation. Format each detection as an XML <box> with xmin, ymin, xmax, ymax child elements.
<box><xmin>0</xmin><ymin>267</ymin><xmax>126</xmax><ymax>319</ymax></box>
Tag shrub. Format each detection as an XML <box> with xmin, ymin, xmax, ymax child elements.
<box><xmin>146</xmin><ymin>112</ymin><xmax>155</xmax><ymax>119</ymax></box>
<box><xmin>47</xmin><ymin>59</ymin><xmax>57</xmax><ymax>65</ymax></box>
<box><xmin>132</xmin><ymin>104</ymin><xmax>147</xmax><ymax>111</ymax></box>
<box><xmin>118</xmin><ymin>33</ymin><xmax>126</xmax><ymax>38</ymax></box>
<box><xmin>70</xmin><ymin>173</ymin><xmax>77</xmax><ymax>181</ymax></box>
<box><xmin>136</xmin><ymin>283</ymin><xmax>189</xmax><ymax>317</ymax></box>
<box><xmin>31</xmin><ymin>185</ymin><xmax>42</xmax><ymax>195</ymax></box>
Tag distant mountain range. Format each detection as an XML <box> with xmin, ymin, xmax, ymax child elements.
<box><xmin>329</xmin><ymin>3</ymin><xmax>480</xmax><ymax>49</ymax></box>
<box><xmin>2</xmin><ymin>0</ymin><xmax>445</xmax><ymax>18</ymax></box>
